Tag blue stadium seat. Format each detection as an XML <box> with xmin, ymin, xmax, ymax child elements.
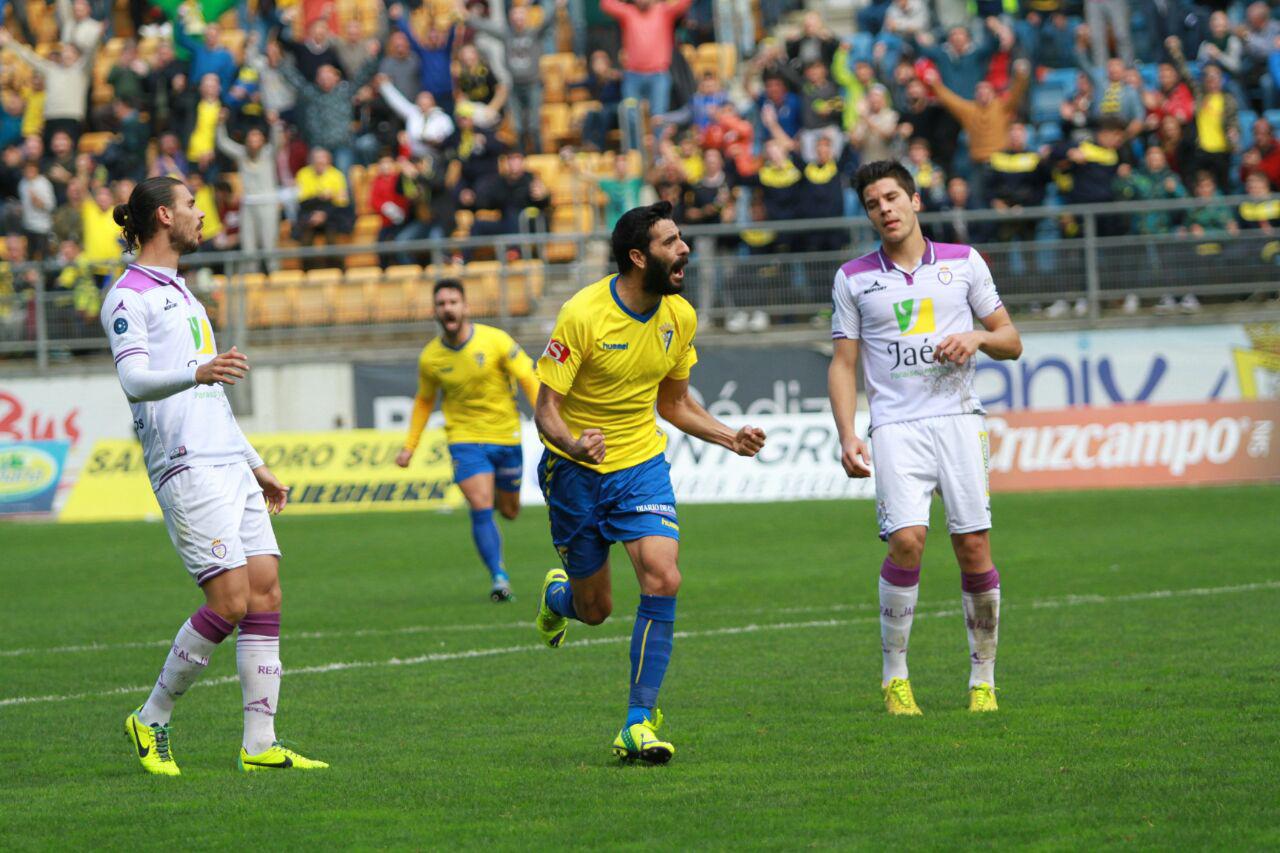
<box><xmin>1037</xmin><ymin>121</ymin><xmax>1063</xmax><ymax>145</ymax></box>
<box><xmin>1264</xmin><ymin>109</ymin><xmax>1280</xmax><ymax>129</ymax></box>
<box><xmin>1041</xmin><ymin>67</ymin><xmax>1079</xmax><ymax>92</ymax></box>
<box><xmin>1031</xmin><ymin>83</ymin><xmax>1068</xmax><ymax>125</ymax></box>
<box><xmin>1239</xmin><ymin>110</ymin><xmax>1259</xmax><ymax>149</ymax></box>
<box><xmin>850</xmin><ymin>32</ymin><xmax>874</xmax><ymax>63</ymax></box>
<box><xmin>1138</xmin><ymin>63</ymin><xmax>1158</xmax><ymax>91</ymax></box>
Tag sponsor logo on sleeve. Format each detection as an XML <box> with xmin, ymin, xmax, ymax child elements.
<box><xmin>169</xmin><ymin>446</ymin><xmax>187</xmax><ymax>460</ymax></box>
<box><xmin>113</xmin><ymin>317</ymin><xmax>129</xmax><ymax>335</ymax></box>
<box><xmin>545</xmin><ymin>339</ymin><xmax>570</xmax><ymax>364</ymax></box>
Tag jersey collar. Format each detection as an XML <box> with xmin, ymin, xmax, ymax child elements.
<box><xmin>610</xmin><ymin>275</ymin><xmax>660</xmax><ymax>323</ymax></box>
<box><xmin>126</xmin><ymin>263</ymin><xmax>192</xmax><ymax>303</ymax></box>
<box><xmin>875</xmin><ymin>239</ymin><xmax>936</xmax><ymax>285</ymax></box>
<box><xmin>440</xmin><ymin>324</ymin><xmax>475</xmax><ymax>351</ymax></box>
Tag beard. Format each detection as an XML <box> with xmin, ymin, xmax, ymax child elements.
<box><xmin>641</xmin><ymin>252</ymin><xmax>687</xmax><ymax>296</ymax></box>
<box><xmin>172</xmin><ymin>226</ymin><xmax>200</xmax><ymax>255</ymax></box>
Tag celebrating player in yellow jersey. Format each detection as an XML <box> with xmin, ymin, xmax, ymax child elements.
<box><xmin>396</xmin><ymin>279</ymin><xmax>540</xmax><ymax>602</ymax></box>
<box><xmin>533</xmin><ymin>201</ymin><xmax>767</xmax><ymax>763</ymax></box>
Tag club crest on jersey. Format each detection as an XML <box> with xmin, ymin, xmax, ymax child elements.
<box><xmin>211</xmin><ymin>539</ymin><xmax>227</xmax><ymax>560</ymax></box>
<box><xmin>938</xmin><ymin>267</ymin><xmax>953</xmax><ymax>285</ymax></box>
<box><xmin>893</xmin><ymin>298</ymin><xmax>935</xmax><ymax>336</ymax></box>
<box><xmin>659</xmin><ymin>323</ymin><xmax>674</xmax><ymax>352</ymax></box>
<box><xmin>475</xmin><ymin>352</ymin><xmax>485</xmax><ymax>368</ymax></box>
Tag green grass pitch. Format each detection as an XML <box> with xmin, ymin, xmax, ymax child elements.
<box><xmin>2</xmin><ymin>486</ymin><xmax>1277</xmax><ymax>849</ymax></box>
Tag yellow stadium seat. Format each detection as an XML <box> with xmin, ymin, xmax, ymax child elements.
<box><xmin>459</xmin><ymin>261</ymin><xmax>501</xmax><ymax>316</ymax></box>
<box><xmin>77</xmin><ymin>132</ymin><xmax>113</xmax><ymax>155</ymax></box>
<box><xmin>503</xmin><ymin>259</ymin><xmax>543</xmax><ymax>316</ymax></box>
<box><xmin>246</xmin><ymin>273</ymin><xmax>289</xmax><ymax>329</ymax></box>
<box><xmin>335</xmin><ymin>267</ymin><xmax>379</xmax><ymax>324</ymax></box>
<box><xmin>540</xmin><ymin>103</ymin><xmax>571</xmax><ymax>152</ymax></box>
<box><xmin>348</xmin><ymin>165</ymin><xmax>370</xmax><ymax>216</ymax></box>
<box><xmin>538</xmin><ymin>52</ymin><xmax>575</xmax><ymax>105</ymax></box>
<box><xmin>296</xmin><ymin>268</ymin><xmax>342</xmax><ymax>325</ymax></box>
<box><xmin>545</xmin><ymin>205</ymin><xmax>592</xmax><ymax>263</ymax></box>
<box><xmin>374</xmin><ymin>264</ymin><xmax>427</xmax><ymax>322</ymax></box>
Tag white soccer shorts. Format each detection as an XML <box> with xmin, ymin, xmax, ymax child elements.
<box><xmin>154</xmin><ymin>463</ymin><xmax>281</xmax><ymax>585</ymax></box>
<box><xmin>870</xmin><ymin>413</ymin><xmax>991</xmax><ymax>541</ymax></box>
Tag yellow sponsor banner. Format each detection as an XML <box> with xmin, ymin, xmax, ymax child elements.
<box><xmin>60</xmin><ymin>429</ymin><xmax>467</xmax><ymax>523</ymax></box>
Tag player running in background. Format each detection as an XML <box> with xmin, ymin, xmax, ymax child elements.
<box><xmin>828</xmin><ymin>161</ymin><xmax>1023</xmax><ymax>715</ymax></box>
<box><xmin>103</xmin><ymin>176</ymin><xmax>326</xmax><ymax>775</ymax></box>
<box><xmin>533</xmin><ymin>201</ymin><xmax>766</xmax><ymax>763</ymax></box>
<box><xmin>396</xmin><ymin>279</ymin><xmax>540</xmax><ymax>602</ymax></box>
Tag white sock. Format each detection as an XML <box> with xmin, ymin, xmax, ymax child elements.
<box><xmin>879</xmin><ymin>575</ymin><xmax>919</xmax><ymax>685</ymax></box>
<box><xmin>237</xmin><ymin>612</ymin><xmax>282</xmax><ymax>755</ymax></box>
<box><xmin>139</xmin><ymin>607</ymin><xmax>232</xmax><ymax>726</ymax></box>
<box><xmin>962</xmin><ymin>572</ymin><xmax>1001</xmax><ymax>688</ymax></box>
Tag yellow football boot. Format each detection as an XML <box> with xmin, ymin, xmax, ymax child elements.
<box><xmin>238</xmin><ymin>743</ymin><xmax>330</xmax><ymax>772</ymax></box>
<box><xmin>882</xmin><ymin>677</ymin><xmax>923</xmax><ymax>716</ymax></box>
<box><xmin>125</xmin><ymin>708</ymin><xmax>180</xmax><ymax>776</ymax></box>
<box><xmin>968</xmin><ymin>682</ymin><xmax>999</xmax><ymax>712</ymax></box>
<box><xmin>535</xmin><ymin>568</ymin><xmax>570</xmax><ymax>648</ymax></box>
<box><xmin>612</xmin><ymin>708</ymin><xmax>675</xmax><ymax>764</ymax></box>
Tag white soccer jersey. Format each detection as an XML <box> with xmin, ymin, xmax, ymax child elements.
<box><xmin>831</xmin><ymin>240</ymin><xmax>1003</xmax><ymax>430</ymax></box>
<box><xmin>100</xmin><ymin>264</ymin><xmax>255</xmax><ymax>490</ymax></box>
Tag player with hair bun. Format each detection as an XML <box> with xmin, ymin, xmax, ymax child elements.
<box><xmin>103</xmin><ymin>176</ymin><xmax>328</xmax><ymax>775</ymax></box>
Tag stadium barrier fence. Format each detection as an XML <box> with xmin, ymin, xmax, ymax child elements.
<box><xmin>3</xmin><ymin>194</ymin><xmax>1279</xmax><ymax>371</ymax></box>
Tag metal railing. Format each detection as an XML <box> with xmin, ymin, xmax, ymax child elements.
<box><xmin>2</xmin><ymin>194</ymin><xmax>1278</xmax><ymax>370</ymax></box>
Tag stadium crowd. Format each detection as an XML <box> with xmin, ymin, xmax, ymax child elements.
<box><xmin>4</xmin><ymin>0</ymin><xmax>1280</xmax><ymax>341</ymax></box>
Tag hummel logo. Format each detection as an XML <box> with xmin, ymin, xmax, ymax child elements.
<box><xmin>164</xmin><ymin>298</ymin><xmax>178</xmax><ymax>311</ymax></box>
<box><xmin>131</xmin><ymin>718</ymin><xmax>150</xmax><ymax>758</ymax></box>
<box><xmin>863</xmin><ymin>280</ymin><xmax>887</xmax><ymax>294</ymax></box>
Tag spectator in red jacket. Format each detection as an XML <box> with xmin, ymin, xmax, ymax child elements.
<box><xmin>1143</xmin><ymin>61</ymin><xmax>1195</xmax><ymax>132</ymax></box>
<box><xmin>601</xmin><ymin>0</ymin><xmax>694</xmax><ymax>144</ymax></box>
<box><xmin>1240</xmin><ymin>117</ymin><xmax>1280</xmax><ymax>189</ymax></box>
<box><xmin>370</xmin><ymin>155</ymin><xmax>413</xmax><ymax>248</ymax></box>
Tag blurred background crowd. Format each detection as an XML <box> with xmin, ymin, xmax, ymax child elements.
<box><xmin>4</xmin><ymin>0</ymin><xmax>1280</xmax><ymax>338</ymax></box>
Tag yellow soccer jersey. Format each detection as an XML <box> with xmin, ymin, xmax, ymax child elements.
<box><xmin>413</xmin><ymin>323</ymin><xmax>538</xmax><ymax>446</ymax></box>
<box><xmin>537</xmin><ymin>275</ymin><xmax>698</xmax><ymax>473</ymax></box>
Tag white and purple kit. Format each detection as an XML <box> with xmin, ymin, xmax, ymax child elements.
<box><xmin>831</xmin><ymin>240</ymin><xmax>1003</xmax><ymax>540</ymax></box>
<box><xmin>100</xmin><ymin>264</ymin><xmax>279</xmax><ymax>584</ymax></box>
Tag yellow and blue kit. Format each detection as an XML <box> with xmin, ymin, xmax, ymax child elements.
<box><xmin>535</xmin><ymin>274</ymin><xmax>698</xmax><ymax>577</ymax></box>
<box><xmin>405</xmin><ymin>323</ymin><xmax>539</xmax><ymax>491</ymax></box>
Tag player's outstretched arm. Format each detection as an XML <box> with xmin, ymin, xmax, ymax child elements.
<box><xmin>828</xmin><ymin>338</ymin><xmax>871</xmax><ymax>478</ymax></box>
<box><xmin>534</xmin><ymin>385</ymin><xmax>607</xmax><ymax>464</ymax></box>
<box><xmin>396</xmin><ymin>393</ymin><xmax>436</xmax><ymax>467</ymax></box>
<box><xmin>935</xmin><ymin>307</ymin><xmax>1023</xmax><ymax>366</ymax></box>
<box><xmin>656</xmin><ymin>377</ymin><xmax>765</xmax><ymax>457</ymax></box>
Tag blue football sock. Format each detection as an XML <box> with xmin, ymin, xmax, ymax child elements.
<box><xmin>469</xmin><ymin>508</ymin><xmax>505</xmax><ymax>580</ymax></box>
<box><xmin>545</xmin><ymin>579</ymin><xmax>578</xmax><ymax>620</ymax></box>
<box><xmin>628</xmin><ymin>594</ymin><xmax>676</xmax><ymax>724</ymax></box>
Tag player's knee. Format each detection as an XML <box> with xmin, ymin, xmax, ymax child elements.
<box><xmin>953</xmin><ymin>534</ymin><xmax>991</xmax><ymax>572</ymax></box>
<box><xmin>646</xmin><ymin>564</ymin><xmax>681</xmax><ymax>597</ymax></box>
<box><xmin>214</xmin><ymin>598</ymin><xmax>249</xmax><ymax>625</ymax></box>
<box><xmin>889</xmin><ymin>530</ymin><xmax>926</xmax><ymax>567</ymax></box>
<box><xmin>255</xmin><ymin>583</ymin><xmax>283</xmax><ymax>612</ymax></box>
<box><xmin>578</xmin><ymin>598</ymin><xmax>612</xmax><ymax>625</ymax></box>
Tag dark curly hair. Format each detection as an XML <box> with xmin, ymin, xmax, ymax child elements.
<box><xmin>611</xmin><ymin>201</ymin><xmax>675</xmax><ymax>274</ymax></box>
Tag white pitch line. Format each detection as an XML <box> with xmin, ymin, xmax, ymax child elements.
<box><xmin>1</xmin><ymin>579</ymin><xmax>1278</xmax><ymax>661</ymax></box>
<box><xmin>3</xmin><ymin>580</ymin><xmax>1278</xmax><ymax>709</ymax></box>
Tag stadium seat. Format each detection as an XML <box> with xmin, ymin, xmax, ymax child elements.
<box><xmin>1031</xmin><ymin>81</ymin><xmax>1069</xmax><ymax>126</ymax></box>
<box><xmin>545</xmin><ymin>204</ymin><xmax>592</xmax><ymax>263</ymax></box>
<box><xmin>1037</xmin><ymin>121</ymin><xmax>1063</xmax><ymax>145</ymax></box>
<box><xmin>245</xmin><ymin>273</ymin><xmax>288</xmax><ymax>329</ymax></box>
<box><xmin>344</xmin><ymin>214</ymin><xmax>383</xmax><ymax>268</ymax></box>
<box><xmin>374</xmin><ymin>264</ymin><xmax>426</xmax><ymax>322</ymax></box>
<box><xmin>297</xmin><ymin>268</ymin><xmax>342</xmax><ymax>326</ymax></box>
<box><xmin>335</xmin><ymin>267</ymin><xmax>380</xmax><ymax>324</ymax></box>
<box><xmin>539</xmin><ymin>53</ymin><xmax>576</xmax><ymax>105</ymax></box>
<box><xmin>460</xmin><ymin>261</ymin><xmax>501</xmax><ymax>315</ymax></box>
<box><xmin>1240</xmin><ymin>110</ymin><xmax>1259</xmax><ymax>150</ymax></box>
<box><xmin>540</xmin><ymin>102</ymin><xmax>572</xmax><ymax>151</ymax></box>
<box><xmin>695</xmin><ymin>42</ymin><xmax>736</xmax><ymax>80</ymax></box>
<box><xmin>349</xmin><ymin>165</ymin><xmax>370</xmax><ymax>216</ymax></box>
<box><xmin>77</xmin><ymin>133</ymin><xmax>113</xmax><ymax>155</ymax></box>
<box><xmin>505</xmin><ymin>259</ymin><xmax>544</xmax><ymax>315</ymax></box>
<box><xmin>1265</xmin><ymin>109</ymin><xmax>1280</xmax><ymax>130</ymax></box>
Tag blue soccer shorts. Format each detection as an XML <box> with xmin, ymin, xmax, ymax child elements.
<box><xmin>537</xmin><ymin>451</ymin><xmax>679</xmax><ymax>579</ymax></box>
<box><xmin>448</xmin><ymin>443</ymin><xmax>523</xmax><ymax>492</ymax></box>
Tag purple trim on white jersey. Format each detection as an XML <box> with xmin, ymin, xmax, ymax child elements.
<box><xmin>840</xmin><ymin>253</ymin><xmax>883</xmax><ymax>277</ymax></box>
<box><xmin>114</xmin><ymin>268</ymin><xmax>163</xmax><ymax>294</ymax></box>
<box><xmin>113</xmin><ymin>347</ymin><xmax>148</xmax><ymax>364</ymax></box>
<box><xmin>932</xmin><ymin>241</ymin><xmax>973</xmax><ymax>262</ymax></box>
<box><xmin>126</xmin><ymin>264</ymin><xmax>192</xmax><ymax>303</ymax></box>
<box><xmin>156</xmin><ymin>464</ymin><xmax>190</xmax><ymax>490</ymax></box>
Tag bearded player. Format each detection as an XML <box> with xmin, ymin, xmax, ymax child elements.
<box><xmin>533</xmin><ymin>201</ymin><xmax>766</xmax><ymax>763</ymax></box>
<box><xmin>103</xmin><ymin>176</ymin><xmax>327</xmax><ymax>774</ymax></box>
<box><xmin>828</xmin><ymin>161</ymin><xmax>1022</xmax><ymax>715</ymax></box>
<box><xmin>396</xmin><ymin>279</ymin><xmax>540</xmax><ymax>602</ymax></box>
